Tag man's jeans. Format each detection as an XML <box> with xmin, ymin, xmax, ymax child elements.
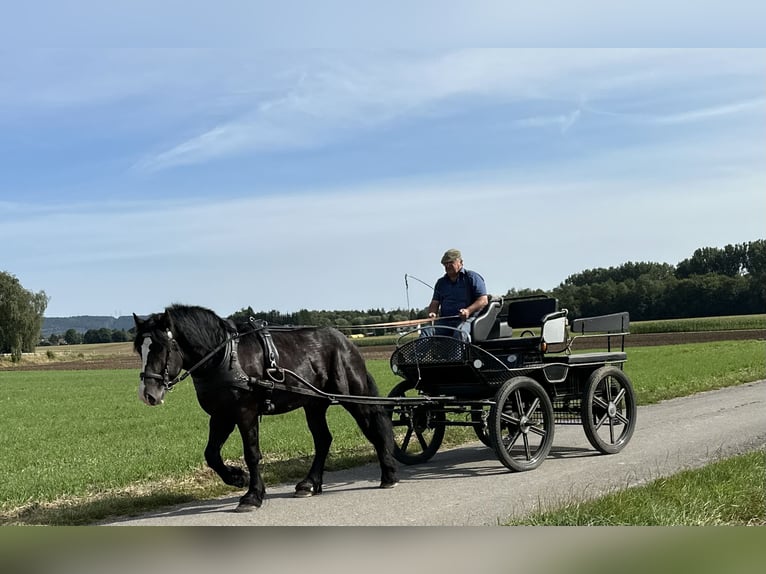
<box><xmin>420</xmin><ymin>318</ymin><xmax>474</xmax><ymax>342</ymax></box>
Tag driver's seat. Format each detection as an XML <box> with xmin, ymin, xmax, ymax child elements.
<box><xmin>470</xmin><ymin>296</ymin><xmax>503</xmax><ymax>342</ymax></box>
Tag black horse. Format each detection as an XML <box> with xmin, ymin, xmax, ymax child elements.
<box><xmin>133</xmin><ymin>304</ymin><xmax>398</xmax><ymax>511</ymax></box>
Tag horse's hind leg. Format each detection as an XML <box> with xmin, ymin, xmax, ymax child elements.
<box><xmin>346</xmin><ymin>403</ymin><xmax>399</xmax><ymax>488</ymax></box>
<box><xmin>235</xmin><ymin>406</ymin><xmax>266</xmax><ymax>511</ymax></box>
<box><xmin>205</xmin><ymin>414</ymin><xmax>249</xmax><ymax>488</ymax></box>
<box><xmin>295</xmin><ymin>403</ymin><xmax>332</xmax><ymax>497</ymax></box>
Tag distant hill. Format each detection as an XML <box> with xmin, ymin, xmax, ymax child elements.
<box><xmin>42</xmin><ymin>316</ymin><xmax>135</xmax><ymax>336</ymax></box>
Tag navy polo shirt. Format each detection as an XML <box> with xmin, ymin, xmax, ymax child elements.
<box><xmin>432</xmin><ymin>269</ymin><xmax>487</xmax><ymax>321</ymax></box>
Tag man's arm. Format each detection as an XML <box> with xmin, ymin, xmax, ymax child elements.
<box><xmin>458</xmin><ymin>294</ymin><xmax>488</xmax><ymax>319</ymax></box>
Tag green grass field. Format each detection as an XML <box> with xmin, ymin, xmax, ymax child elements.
<box><xmin>0</xmin><ymin>337</ymin><xmax>763</xmax><ymax>525</ymax></box>
<box><xmin>507</xmin><ymin>449</ymin><xmax>765</xmax><ymax>525</ymax></box>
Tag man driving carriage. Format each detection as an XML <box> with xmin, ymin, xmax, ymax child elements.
<box><xmin>426</xmin><ymin>248</ymin><xmax>488</xmax><ymax>340</ymax></box>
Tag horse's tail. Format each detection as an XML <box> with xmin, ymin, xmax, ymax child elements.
<box><xmin>366</xmin><ymin>369</ymin><xmax>381</xmax><ymax>397</ymax></box>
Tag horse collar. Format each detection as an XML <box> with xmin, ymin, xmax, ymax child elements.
<box><xmin>191</xmin><ymin>337</ymin><xmax>251</xmax><ymax>392</ymax></box>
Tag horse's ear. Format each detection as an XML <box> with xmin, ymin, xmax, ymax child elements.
<box><xmin>162</xmin><ymin>309</ymin><xmax>175</xmax><ymax>332</ymax></box>
<box><xmin>133</xmin><ymin>313</ymin><xmax>143</xmax><ymax>328</ymax></box>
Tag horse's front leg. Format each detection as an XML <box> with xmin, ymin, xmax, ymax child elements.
<box><xmin>234</xmin><ymin>406</ymin><xmax>265</xmax><ymax>512</ymax></box>
<box><xmin>205</xmin><ymin>414</ymin><xmax>249</xmax><ymax>488</ymax></box>
<box><xmin>295</xmin><ymin>403</ymin><xmax>332</xmax><ymax>497</ymax></box>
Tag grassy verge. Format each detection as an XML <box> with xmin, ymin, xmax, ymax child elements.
<box><xmin>624</xmin><ymin>340</ymin><xmax>765</xmax><ymax>404</ymax></box>
<box><xmin>0</xmin><ymin>339</ymin><xmax>763</xmax><ymax>525</ymax></box>
<box><xmin>630</xmin><ymin>313</ymin><xmax>765</xmax><ymax>334</ymax></box>
<box><xmin>507</xmin><ymin>450</ymin><xmax>765</xmax><ymax>525</ymax></box>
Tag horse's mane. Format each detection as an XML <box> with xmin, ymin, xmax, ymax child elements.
<box><xmin>165</xmin><ymin>304</ymin><xmax>231</xmax><ymax>356</ymax></box>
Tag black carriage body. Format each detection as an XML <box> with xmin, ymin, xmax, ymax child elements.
<box><xmin>391</xmin><ymin>296</ymin><xmax>629</xmax><ymax>421</ymax></box>
<box><xmin>388</xmin><ymin>295</ymin><xmax>636</xmax><ymax>470</ymax></box>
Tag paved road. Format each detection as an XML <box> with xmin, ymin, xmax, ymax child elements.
<box><xmin>104</xmin><ymin>380</ymin><xmax>765</xmax><ymax>526</ymax></box>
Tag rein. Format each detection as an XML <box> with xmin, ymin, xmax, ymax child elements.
<box><xmin>142</xmin><ymin>316</ymin><xmax>451</xmax><ymax>408</ymax></box>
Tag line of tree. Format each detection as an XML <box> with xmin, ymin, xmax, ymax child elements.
<box><xmin>546</xmin><ymin>240</ymin><xmax>765</xmax><ymax>321</ymax></box>
<box><xmin>41</xmin><ymin>328</ymin><xmax>132</xmax><ymax>346</ymax></box>
<box><xmin>231</xmin><ymin>240</ymin><xmax>765</xmax><ymax>326</ymax></box>
<box><xmin>228</xmin><ymin>307</ymin><xmax>414</xmax><ymax>335</ymax></box>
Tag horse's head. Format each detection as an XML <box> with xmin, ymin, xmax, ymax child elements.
<box><xmin>133</xmin><ymin>311</ymin><xmax>184</xmax><ymax>406</ymax></box>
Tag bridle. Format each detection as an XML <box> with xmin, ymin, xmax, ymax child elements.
<box><xmin>139</xmin><ymin>323</ymin><xmax>261</xmax><ymax>392</ymax></box>
<box><xmin>139</xmin><ymin>330</ymin><xmax>183</xmax><ymax>391</ymax></box>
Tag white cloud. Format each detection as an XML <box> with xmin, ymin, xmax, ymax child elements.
<box><xmin>652</xmin><ymin>98</ymin><xmax>766</xmax><ymax>125</ymax></box>
<box><xmin>129</xmin><ymin>49</ymin><xmax>765</xmax><ymax>173</ymax></box>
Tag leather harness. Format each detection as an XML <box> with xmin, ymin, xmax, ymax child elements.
<box><xmin>183</xmin><ymin>318</ymin><xmax>392</xmax><ymax>408</ymax></box>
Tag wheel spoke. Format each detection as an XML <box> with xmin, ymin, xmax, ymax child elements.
<box><xmin>416</xmin><ymin>431</ymin><xmax>430</xmax><ymax>451</ymax></box>
<box><xmin>499</xmin><ymin>411</ymin><xmax>521</xmax><ymax>425</ymax></box>
<box><xmin>513</xmin><ymin>389</ymin><xmax>524</xmax><ymax>413</ymax></box>
<box><xmin>524</xmin><ymin>397</ymin><xmax>540</xmax><ymax>419</ymax></box>
<box><xmin>528</xmin><ymin>424</ymin><xmax>548</xmax><ymax>438</ymax></box>
<box><xmin>592</xmin><ymin>396</ymin><xmax>609</xmax><ymax>411</ymax></box>
<box><xmin>594</xmin><ymin>412</ymin><xmax>609</xmax><ymax>431</ymax></box>
<box><xmin>522</xmin><ymin>433</ymin><xmax>531</xmax><ymax>460</ymax></box>
<box><xmin>504</xmin><ymin>427</ymin><xmax>522</xmax><ymax>450</ymax></box>
<box><xmin>400</xmin><ymin>427</ymin><xmax>414</xmax><ymax>452</ymax></box>
<box><xmin>614</xmin><ymin>411</ymin><xmax>630</xmax><ymax>425</ymax></box>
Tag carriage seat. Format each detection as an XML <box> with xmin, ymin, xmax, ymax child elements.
<box><xmin>473</xmin><ymin>296</ymin><xmax>563</xmax><ymax>344</ymax></box>
<box><xmin>470</xmin><ymin>295</ymin><xmax>504</xmax><ymax>342</ymax></box>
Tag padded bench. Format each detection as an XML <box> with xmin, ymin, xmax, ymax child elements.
<box><xmin>559</xmin><ymin>351</ymin><xmax>627</xmax><ymax>365</ymax></box>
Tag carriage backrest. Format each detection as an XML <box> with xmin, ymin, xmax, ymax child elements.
<box><xmin>570</xmin><ymin>312</ymin><xmax>630</xmax><ymax>335</ymax></box>
<box><xmin>568</xmin><ymin>312</ymin><xmax>630</xmax><ymax>353</ymax></box>
<box><xmin>506</xmin><ymin>297</ymin><xmax>559</xmax><ymax>329</ymax></box>
<box><xmin>471</xmin><ymin>295</ymin><xmax>503</xmax><ymax>342</ymax></box>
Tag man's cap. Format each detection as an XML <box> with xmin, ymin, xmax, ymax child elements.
<box><xmin>441</xmin><ymin>249</ymin><xmax>462</xmax><ymax>264</ymax></box>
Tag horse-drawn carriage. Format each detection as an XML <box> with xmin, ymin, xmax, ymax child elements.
<box><xmin>387</xmin><ymin>295</ymin><xmax>637</xmax><ymax>471</ymax></box>
<box><xmin>133</xmin><ymin>295</ymin><xmax>636</xmax><ymax>510</ymax></box>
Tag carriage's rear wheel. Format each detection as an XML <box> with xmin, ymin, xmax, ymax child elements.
<box><xmin>581</xmin><ymin>366</ymin><xmax>637</xmax><ymax>454</ymax></box>
<box><xmin>489</xmin><ymin>376</ymin><xmax>555</xmax><ymax>472</ymax></box>
<box><xmin>386</xmin><ymin>380</ymin><xmax>445</xmax><ymax>464</ymax></box>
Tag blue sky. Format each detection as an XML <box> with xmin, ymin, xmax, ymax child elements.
<box><xmin>1</xmin><ymin>5</ymin><xmax>765</xmax><ymax>318</ymax></box>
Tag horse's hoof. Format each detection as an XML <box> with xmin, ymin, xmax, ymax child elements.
<box><xmin>294</xmin><ymin>484</ymin><xmax>321</xmax><ymax>498</ymax></box>
<box><xmin>380</xmin><ymin>480</ymin><xmax>399</xmax><ymax>489</ymax></box>
<box><xmin>234</xmin><ymin>503</ymin><xmax>258</xmax><ymax>513</ymax></box>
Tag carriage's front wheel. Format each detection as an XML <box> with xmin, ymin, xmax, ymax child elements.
<box><xmin>581</xmin><ymin>366</ymin><xmax>637</xmax><ymax>454</ymax></box>
<box><xmin>387</xmin><ymin>380</ymin><xmax>445</xmax><ymax>465</ymax></box>
<box><xmin>489</xmin><ymin>377</ymin><xmax>555</xmax><ymax>472</ymax></box>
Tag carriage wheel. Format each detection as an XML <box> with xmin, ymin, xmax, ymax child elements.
<box><xmin>581</xmin><ymin>366</ymin><xmax>637</xmax><ymax>454</ymax></box>
<box><xmin>470</xmin><ymin>405</ymin><xmax>492</xmax><ymax>447</ymax></box>
<box><xmin>489</xmin><ymin>377</ymin><xmax>555</xmax><ymax>472</ymax></box>
<box><xmin>386</xmin><ymin>380</ymin><xmax>445</xmax><ymax>465</ymax></box>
